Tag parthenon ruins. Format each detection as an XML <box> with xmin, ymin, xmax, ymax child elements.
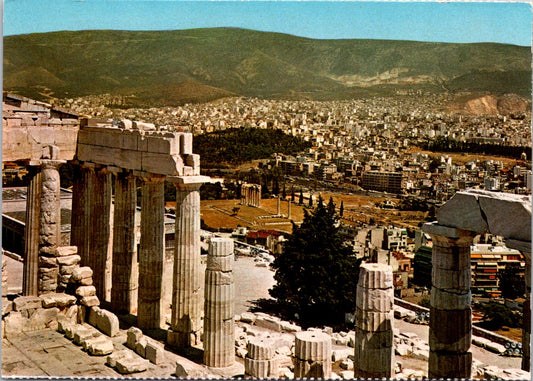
<box><xmin>2</xmin><ymin>94</ymin><xmax>531</xmax><ymax>379</ymax></box>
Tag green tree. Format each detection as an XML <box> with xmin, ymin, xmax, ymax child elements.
<box><xmin>499</xmin><ymin>264</ymin><xmax>525</xmax><ymax>299</ymax></box>
<box><xmin>291</xmin><ymin>187</ymin><xmax>296</xmax><ymax>203</ymax></box>
<box><xmin>308</xmin><ymin>194</ymin><xmax>313</xmax><ymax>208</ymax></box>
<box><xmin>479</xmin><ymin>302</ymin><xmax>521</xmax><ymax>330</ymax></box>
<box><xmin>269</xmin><ymin>196</ymin><xmax>361</xmax><ymax>327</ymax></box>
<box><xmin>299</xmin><ymin>189</ymin><xmax>304</xmax><ymax>205</ymax></box>
<box><xmin>339</xmin><ymin>201</ymin><xmax>344</xmax><ymax>217</ymax></box>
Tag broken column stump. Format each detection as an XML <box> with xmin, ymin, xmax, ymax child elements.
<box><xmin>294</xmin><ymin>331</ymin><xmax>331</xmax><ymax>379</ymax></box>
<box><xmin>354</xmin><ymin>263</ymin><xmax>394</xmax><ymax>379</ymax></box>
<box><xmin>203</xmin><ymin>237</ymin><xmax>235</xmax><ymax>368</ymax></box>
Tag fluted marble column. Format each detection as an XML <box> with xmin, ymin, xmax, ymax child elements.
<box><xmin>90</xmin><ymin>167</ymin><xmax>113</xmax><ymax>301</ymax></box>
<box><xmin>73</xmin><ymin>164</ymin><xmax>95</xmax><ymax>267</ymax></box>
<box><xmin>424</xmin><ymin>223</ymin><xmax>475</xmax><ymax>379</ymax></box>
<box><xmin>38</xmin><ymin>160</ymin><xmax>63</xmax><ymax>294</ymax></box>
<box><xmin>137</xmin><ymin>175</ymin><xmax>166</xmax><ymax>329</ymax></box>
<box><xmin>111</xmin><ymin>171</ymin><xmax>138</xmax><ymax>314</ymax></box>
<box><xmin>203</xmin><ymin>237</ymin><xmax>235</xmax><ymax>368</ymax></box>
<box><xmin>245</xmin><ymin>337</ymin><xmax>278</xmax><ymax>378</ymax></box>
<box><xmin>354</xmin><ymin>263</ymin><xmax>394</xmax><ymax>379</ymax></box>
<box><xmin>168</xmin><ymin>178</ymin><xmax>205</xmax><ymax>348</ymax></box>
<box><xmin>294</xmin><ymin>331</ymin><xmax>332</xmax><ymax>379</ymax></box>
<box><xmin>523</xmin><ymin>258</ymin><xmax>531</xmax><ymax>371</ymax></box>
<box><xmin>23</xmin><ymin>167</ymin><xmax>41</xmax><ymax>296</ymax></box>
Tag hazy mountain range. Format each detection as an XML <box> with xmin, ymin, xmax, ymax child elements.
<box><xmin>4</xmin><ymin>28</ymin><xmax>531</xmax><ymax>106</ymax></box>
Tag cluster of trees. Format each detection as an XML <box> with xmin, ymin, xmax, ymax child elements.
<box><xmin>421</xmin><ymin>137</ymin><xmax>530</xmax><ymax>160</ymax></box>
<box><xmin>194</xmin><ymin>127</ymin><xmax>311</xmax><ymax>167</ymax></box>
<box><xmin>269</xmin><ymin>196</ymin><xmax>361</xmax><ymax>328</ymax></box>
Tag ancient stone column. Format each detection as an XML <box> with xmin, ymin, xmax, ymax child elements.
<box><xmin>203</xmin><ymin>237</ymin><xmax>235</xmax><ymax>368</ymax></box>
<box><xmin>22</xmin><ymin>166</ymin><xmax>41</xmax><ymax>296</ymax></box>
<box><xmin>424</xmin><ymin>223</ymin><xmax>475</xmax><ymax>379</ymax></box>
<box><xmin>38</xmin><ymin>160</ymin><xmax>63</xmax><ymax>294</ymax></box>
<box><xmin>73</xmin><ymin>164</ymin><xmax>95</xmax><ymax>267</ymax></box>
<box><xmin>523</xmin><ymin>257</ymin><xmax>531</xmax><ymax>372</ymax></box>
<box><xmin>137</xmin><ymin>175</ymin><xmax>166</xmax><ymax>330</ymax></box>
<box><xmin>168</xmin><ymin>179</ymin><xmax>204</xmax><ymax>348</ymax></box>
<box><xmin>354</xmin><ymin>263</ymin><xmax>394</xmax><ymax>379</ymax></box>
<box><xmin>294</xmin><ymin>331</ymin><xmax>332</xmax><ymax>379</ymax></box>
<box><xmin>90</xmin><ymin>167</ymin><xmax>113</xmax><ymax>302</ymax></box>
<box><xmin>111</xmin><ymin>171</ymin><xmax>138</xmax><ymax>314</ymax></box>
<box><xmin>277</xmin><ymin>196</ymin><xmax>281</xmax><ymax>215</ymax></box>
<box><xmin>245</xmin><ymin>337</ymin><xmax>278</xmax><ymax>378</ymax></box>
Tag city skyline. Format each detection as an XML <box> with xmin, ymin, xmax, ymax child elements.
<box><xmin>4</xmin><ymin>0</ymin><xmax>532</xmax><ymax>46</ymax></box>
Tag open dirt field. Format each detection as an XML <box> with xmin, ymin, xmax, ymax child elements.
<box><xmin>200</xmin><ymin>192</ymin><xmax>428</xmax><ymax>232</ymax></box>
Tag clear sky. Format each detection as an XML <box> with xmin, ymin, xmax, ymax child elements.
<box><xmin>3</xmin><ymin>0</ymin><xmax>532</xmax><ymax>46</ymax></box>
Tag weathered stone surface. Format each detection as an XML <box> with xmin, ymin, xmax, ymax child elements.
<box><xmin>96</xmin><ymin>308</ymin><xmax>120</xmax><ymax>337</ymax></box>
<box><xmin>78</xmin><ymin>277</ymin><xmax>93</xmax><ymax>286</ymax></box>
<box><xmin>76</xmin><ymin>285</ymin><xmax>96</xmax><ymax>298</ymax></box>
<box><xmin>106</xmin><ymin>350</ymin><xmax>132</xmax><ymax>368</ymax></box>
<box><xmin>73</xmin><ymin>326</ymin><xmax>99</xmax><ymax>345</ymax></box>
<box><xmin>294</xmin><ymin>331</ymin><xmax>332</xmax><ymax>362</ymax></box>
<box><xmin>4</xmin><ymin>311</ymin><xmax>23</xmax><ymax>336</ymax></box>
<box><xmin>84</xmin><ymin>335</ymin><xmax>114</xmax><ymax>356</ymax></box>
<box><xmin>355</xmin><ymin>308</ymin><xmax>393</xmax><ymax>332</ymax></box>
<box><xmin>255</xmin><ymin>315</ymin><xmax>282</xmax><ymax>332</ymax></box>
<box><xmin>145</xmin><ymin>342</ymin><xmax>165</xmax><ymax>364</ymax></box>
<box><xmin>135</xmin><ymin>337</ymin><xmax>148</xmax><ymax>357</ymax></box>
<box><xmin>13</xmin><ymin>296</ymin><xmax>43</xmax><ymax>311</ymax></box>
<box><xmin>71</xmin><ymin>266</ymin><xmax>93</xmax><ymax>282</ymax></box>
<box><xmin>206</xmin><ymin>255</ymin><xmax>233</xmax><ymax>272</ymax></box>
<box><xmin>240</xmin><ymin>312</ymin><xmax>256</xmax><ymax>324</ymax></box>
<box><xmin>431</xmin><ymin>267</ymin><xmax>470</xmax><ymax>291</ymax></box>
<box><xmin>2</xmin><ymin>299</ymin><xmax>13</xmax><ymax>316</ymax></box>
<box><xmin>127</xmin><ymin>326</ymin><xmax>143</xmax><ymax>349</ymax></box>
<box><xmin>437</xmin><ymin>191</ymin><xmax>489</xmax><ymax>233</ymax></box>
<box><xmin>429</xmin><ymin>308</ymin><xmax>471</xmax><ymax>352</ymax></box>
<box><xmin>353</xmin><ymin>346</ymin><xmax>394</xmax><ymax>375</ymax></box>
<box><xmin>245</xmin><ymin>357</ymin><xmax>279</xmax><ymax>378</ymax></box>
<box><xmin>55</xmin><ymin>246</ymin><xmax>78</xmax><ymax>257</ymax></box>
<box><xmin>39</xmin><ymin>256</ymin><xmax>58</xmax><ymax>268</ymax></box>
<box><xmin>247</xmin><ymin>337</ymin><xmax>276</xmax><ymax>360</ymax></box>
<box><xmin>428</xmin><ymin>350</ymin><xmax>472</xmax><ymax>379</ymax></box>
<box><xmin>354</xmin><ymin>327</ymin><xmax>393</xmax><ymax>349</ymax></box>
<box><xmin>80</xmin><ymin>295</ymin><xmax>100</xmax><ymax>307</ymax></box>
<box><xmin>40</xmin><ymin>293</ymin><xmax>77</xmax><ymax>308</ymax></box>
<box><xmin>115</xmin><ymin>356</ymin><xmax>148</xmax><ymax>374</ymax></box>
<box><xmin>57</xmin><ymin>255</ymin><xmax>81</xmax><ymax>266</ymax></box>
<box><xmin>294</xmin><ymin>357</ymin><xmax>331</xmax><ymax>379</ymax></box>
<box><xmin>431</xmin><ymin>287</ymin><xmax>471</xmax><ymax>310</ymax></box>
<box><xmin>59</xmin><ymin>265</ymin><xmax>77</xmax><ymax>275</ymax></box>
<box><xmin>356</xmin><ymin>287</ymin><xmax>394</xmax><ymax>312</ymax></box>
<box><xmin>358</xmin><ymin>263</ymin><xmax>393</xmax><ymax>289</ymax></box>
<box><xmin>87</xmin><ymin>306</ymin><xmax>101</xmax><ymax>327</ymax></box>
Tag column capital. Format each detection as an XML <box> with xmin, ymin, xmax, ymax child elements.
<box><xmin>423</xmin><ymin>222</ymin><xmax>476</xmax><ymax>239</ymax></box>
<box><xmin>139</xmin><ymin>173</ymin><xmax>166</xmax><ymax>183</ymax></box>
<box><xmin>29</xmin><ymin>159</ymin><xmax>66</xmax><ymax>168</ymax></box>
<box><xmin>167</xmin><ymin>175</ymin><xmax>210</xmax><ymax>186</ymax></box>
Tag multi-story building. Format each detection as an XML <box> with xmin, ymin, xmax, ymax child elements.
<box><xmin>362</xmin><ymin>170</ymin><xmax>404</xmax><ymax>193</ymax></box>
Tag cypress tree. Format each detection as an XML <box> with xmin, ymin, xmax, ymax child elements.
<box><xmin>270</xmin><ymin>195</ymin><xmax>361</xmax><ymax>327</ymax></box>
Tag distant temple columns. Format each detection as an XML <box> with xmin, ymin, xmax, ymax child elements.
<box><xmin>424</xmin><ymin>223</ymin><xmax>475</xmax><ymax>379</ymax></box>
<box><xmin>137</xmin><ymin>174</ymin><xmax>166</xmax><ymax>330</ymax></box>
<box><xmin>241</xmin><ymin>183</ymin><xmax>261</xmax><ymax>208</ymax></box>
<box><xmin>111</xmin><ymin>171</ymin><xmax>138</xmax><ymax>314</ymax></box>
<box><xmin>168</xmin><ymin>176</ymin><xmax>209</xmax><ymax>348</ymax></box>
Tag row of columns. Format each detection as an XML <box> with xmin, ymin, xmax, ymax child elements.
<box><xmin>240</xmin><ymin>184</ymin><xmax>261</xmax><ymax>207</ymax></box>
<box><xmin>24</xmin><ymin>159</ymin><xmax>206</xmax><ymax>351</ymax></box>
